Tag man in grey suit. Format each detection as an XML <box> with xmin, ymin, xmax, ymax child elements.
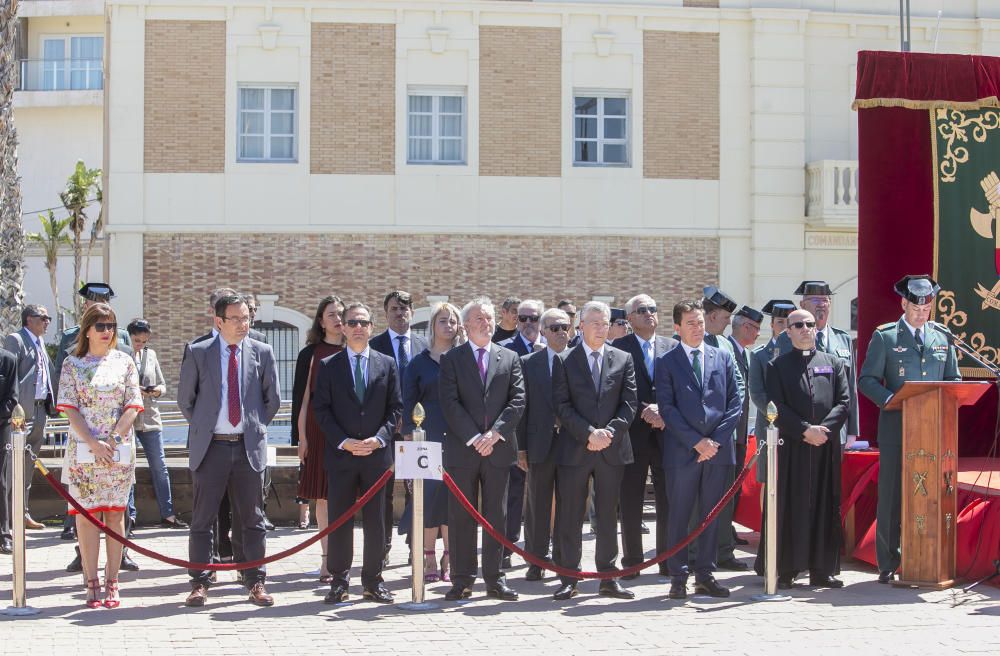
<box><xmin>552</xmin><ymin>301</ymin><xmax>638</xmax><ymax>601</ymax></box>
<box><xmin>439</xmin><ymin>297</ymin><xmax>525</xmax><ymax>601</ymax></box>
<box><xmin>178</xmin><ymin>294</ymin><xmax>281</xmax><ymax>608</ymax></box>
<box><xmin>3</xmin><ymin>304</ymin><xmax>55</xmax><ymax>531</ymax></box>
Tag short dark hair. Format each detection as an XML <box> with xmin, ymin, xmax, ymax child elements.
<box><xmin>673</xmin><ymin>300</ymin><xmax>703</xmax><ymax>325</ymax></box>
<box><xmin>242</xmin><ymin>292</ymin><xmax>258</xmax><ymax>310</ymax></box>
<box><xmin>501</xmin><ymin>296</ymin><xmax>522</xmax><ymax>311</ymax></box>
<box><xmin>556</xmin><ymin>299</ymin><xmax>575</xmax><ymax>310</ymax></box>
<box><xmin>209</xmin><ymin>287</ymin><xmax>237</xmax><ymax>311</ymax></box>
<box><xmin>344</xmin><ymin>302</ymin><xmax>372</xmax><ymax>319</ymax></box>
<box><xmin>214</xmin><ymin>294</ymin><xmax>246</xmax><ymax>319</ymax></box>
<box><xmin>383</xmin><ymin>290</ymin><xmax>412</xmax><ymax>310</ymax></box>
<box><xmin>20</xmin><ymin>304</ymin><xmax>45</xmax><ymax>327</ymax></box>
<box><xmin>702</xmin><ymin>298</ymin><xmax>726</xmax><ymax>315</ymax></box>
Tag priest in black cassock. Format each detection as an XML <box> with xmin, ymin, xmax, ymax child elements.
<box><xmin>757</xmin><ymin>308</ymin><xmax>850</xmax><ymax>589</ymax></box>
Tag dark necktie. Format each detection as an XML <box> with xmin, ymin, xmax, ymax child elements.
<box><xmin>354</xmin><ymin>354</ymin><xmax>366</xmax><ymax>402</ymax></box>
<box><xmin>590</xmin><ymin>351</ymin><xmax>602</xmax><ymax>394</ymax></box>
<box><xmin>914</xmin><ymin>328</ymin><xmax>923</xmax><ymax>354</ymax></box>
<box><xmin>691</xmin><ymin>349</ymin><xmax>703</xmax><ymax>389</ymax></box>
<box><xmin>816</xmin><ymin>331</ymin><xmax>826</xmax><ymax>352</ymax></box>
<box><xmin>396</xmin><ymin>335</ymin><xmax>409</xmax><ymax>375</ymax></box>
<box><xmin>476</xmin><ymin>347</ymin><xmax>488</xmax><ymax>384</ymax></box>
<box><xmin>227</xmin><ymin>344</ymin><xmax>241</xmax><ymax>426</ymax></box>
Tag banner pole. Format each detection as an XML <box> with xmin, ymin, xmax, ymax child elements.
<box><xmin>400</xmin><ymin>403</ymin><xmax>438</xmax><ymax>611</ymax></box>
<box><xmin>751</xmin><ymin>403</ymin><xmax>791</xmax><ymax>603</ymax></box>
<box><xmin>3</xmin><ymin>405</ymin><xmax>40</xmax><ymax>616</ymax></box>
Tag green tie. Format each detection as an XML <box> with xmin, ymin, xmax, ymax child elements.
<box><xmin>692</xmin><ymin>349</ymin><xmax>703</xmax><ymax>388</ymax></box>
<box><xmin>354</xmin><ymin>354</ymin><xmax>366</xmax><ymax>402</ymax></box>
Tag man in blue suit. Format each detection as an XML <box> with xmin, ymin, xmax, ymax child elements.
<box><xmin>655</xmin><ymin>300</ymin><xmax>742</xmax><ymax>599</ymax></box>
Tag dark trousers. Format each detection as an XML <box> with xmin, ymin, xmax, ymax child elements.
<box><xmin>524</xmin><ymin>457</ymin><xmax>560</xmax><ymax>563</ymax></box>
<box><xmin>23</xmin><ymin>403</ymin><xmax>47</xmax><ymax>504</ymax></box>
<box><xmin>189</xmin><ymin>441</ymin><xmax>266</xmax><ymax>587</ymax></box>
<box><xmin>503</xmin><ymin>464</ymin><xmax>526</xmax><ymax>558</ymax></box>
<box><xmin>666</xmin><ymin>463</ymin><xmax>732</xmax><ymax>583</ymax></box>
<box><xmin>0</xmin><ymin>424</ymin><xmax>10</xmax><ymax>541</ymax></box>
<box><xmin>447</xmin><ymin>460</ymin><xmax>510</xmax><ymax>588</ymax></box>
<box><xmin>327</xmin><ymin>465</ymin><xmax>386</xmax><ymax>589</ymax></box>
<box><xmin>714</xmin><ymin>439</ymin><xmax>739</xmax><ymax>562</ymax></box>
<box><xmin>876</xmin><ymin>440</ymin><xmax>902</xmax><ymax>573</ymax></box>
<box><xmin>620</xmin><ymin>434</ymin><xmax>669</xmax><ymax>571</ymax></box>
<box><xmin>556</xmin><ymin>458</ymin><xmax>625</xmax><ymax>585</ymax></box>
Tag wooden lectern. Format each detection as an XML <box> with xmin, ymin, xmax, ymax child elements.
<box><xmin>885</xmin><ymin>381</ymin><xmax>989</xmax><ymax>588</ymax></box>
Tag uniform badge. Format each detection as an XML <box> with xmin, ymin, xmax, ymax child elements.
<box><xmin>837</xmin><ymin>348</ymin><xmax>851</xmax><ymax>358</ymax></box>
<box><xmin>899</xmin><ymin>366</ymin><xmax>906</xmax><ymax>377</ymax></box>
<box><xmin>933</xmin><ymin>345</ymin><xmax>947</xmax><ymax>351</ymax></box>
<box><xmin>813</xmin><ymin>366</ymin><xmax>834</xmax><ymax>374</ymax></box>
<box><xmin>892</xmin><ymin>346</ymin><xmax>908</xmax><ymax>353</ymax></box>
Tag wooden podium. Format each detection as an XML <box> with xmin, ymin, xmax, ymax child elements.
<box><xmin>885</xmin><ymin>381</ymin><xmax>989</xmax><ymax>588</ymax></box>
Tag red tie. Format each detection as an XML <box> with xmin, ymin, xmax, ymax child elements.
<box><xmin>227</xmin><ymin>344</ymin><xmax>241</xmax><ymax>426</ymax></box>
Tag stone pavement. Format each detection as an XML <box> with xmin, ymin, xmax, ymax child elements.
<box><xmin>1</xmin><ymin>521</ymin><xmax>998</xmax><ymax>656</ymax></box>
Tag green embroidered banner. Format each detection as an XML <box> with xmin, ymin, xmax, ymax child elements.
<box><xmin>932</xmin><ymin>107</ymin><xmax>1000</xmax><ymax>376</ymax></box>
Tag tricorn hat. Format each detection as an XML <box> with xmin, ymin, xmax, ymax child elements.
<box><xmin>894</xmin><ymin>275</ymin><xmax>940</xmax><ymax>305</ymax></box>
<box><xmin>794</xmin><ymin>280</ymin><xmax>834</xmax><ymax>296</ymax></box>
<box><xmin>610</xmin><ymin>307</ymin><xmax>627</xmax><ymax>322</ymax></box>
<box><xmin>762</xmin><ymin>299</ymin><xmax>796</xmax><ymax>316</ymax></box>
<box><xmin>770</xmin><ymin>303</ymin><xmax>796</xmax><ymax>319</ymax></box>
<box><xmin>735</xmin><ymin>305</ymin><xmax>764</xmax><ymax>324</ymax></box>
<box><xmin>702</xmin><ymin>285</ymin><xmax>738</xmax><ymax>313</ymax></box>
<box><xmin>78</xmin><ymin>282</ymin><xmax>115</xmax><ymax>301</ymax></box>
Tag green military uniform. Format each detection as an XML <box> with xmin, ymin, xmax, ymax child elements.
<box><xmin>858</xmin><ymin>318</ymin><xmax>960</xmax><ymax>574</ymax></box>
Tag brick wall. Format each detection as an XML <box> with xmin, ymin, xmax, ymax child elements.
<box><xmin>643</xmin><ymin>31</ymin><xmax>720</xmax><ymax>180</ymax></box>
<box><xmin>144</xmin><ymin>21</ymin><xmax>226</xmax><ymax>173</ymax></box>
<box><xmin>311</xmin><ymin>23</ymin><xmax>396</xmax><ymax>174</ymax></box>
<box><xmin>143</xmin><ymin>232</ymin><xmax>718</xmax><ymax>389</ymax></box>
<box><xmin>479</xmin><ymin>26</ymin><xmax>561</xmax><ymax>177</ymax></box>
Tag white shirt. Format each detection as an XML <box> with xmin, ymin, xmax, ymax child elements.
<box><xmin>387</xmin><ymin>328</ymin><xmax>412</xmax><ymax>364</ymax></box>
<box><xmin>213</xmin><ymin>336</ymin><xmax>245</xmax><ymax>434</ymax></box>
<box><xmin>681</xmin><ymin>340</ymin><xmax>706</xmax><ymax>387</ymax></box>
<box><xmin>900</xmin><ymin>316</ymin><xmax>924</xmax><ymax>341</ymax></box>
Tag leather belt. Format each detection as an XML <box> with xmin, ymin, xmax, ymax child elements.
<box><xmin>34</xmin><ymin>399</ymin><xmax>48</xmax><ymax>406</ymax></box>
<box><xmin>212</xmin><ymin>433</ymin><xmax>244</xmax><ymax>442</ymax></box>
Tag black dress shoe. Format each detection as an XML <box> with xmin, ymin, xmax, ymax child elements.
<box><xmin>693</xmin><ymin>577</ymin><xmax>730</xmax><ymax>598</ymax></box>
<box><xmin>668</xmin><ymin>582</ymin><xmax>687</xmax><ymax>599</ymax></box>
<box><xmin>525</xmin><ymin>564</ymin><xmax>544</xmax><ymax>581</ymax></box>
<box><xmin>0</xmin><ymin>538</ymin><xmax>12</xmax><ymax>555</ymax></box>
<box><xmin>323</xmin><ymin>584</ymin><xmax>349</xmax><ymax>604</ymax></box>
<box><xmin>121</xmin><ymin>550</ymin><xmax>140</xmax><ymax>571</ymax></box>
<box><xmin>60</xmin><ymin>525</ymin><xmax>76</xmax><ymax>541</ymax></box>
<box><xmin>599</xmin><ymin>580</ymin><xmax>635</xmax><ymax>599</ymax></box>
<box><xmin>553</xmin><ymin>583</ymin><xmax>578</xmax><ymax>600</ymax></box>
<box><xmin>658</xmin><ymin>568</ymin><xmax>671</xmax><ymax>578</ymax></box>
<box><xmin>735</xmin><ymin>536</ymin><xmax>750</xmax><ymax>546</ymax></box>
<box><xmin>717</xmin><ymin>558</ymin><xmax>749</xmax><ymax>571</ymax></box>
<box><xmin>66</xmin><ymin>546</ymin><xmax>82</xmax><ymax>572</ymax></box>
<box><xmin>486</xmin><ymin>581</ymin><xmax>519</xmax><ymax>601</ymax></box>
<box><xmin>262</xmin><ymin>516</ymin><xmax>276</xmax><ymax>531</ymax></box>
<box><xmin>160</xmin><ymin>516</ymin><xmax>189</xmax><ymax>529</ymax></box>
<box><xmin>777</xmin><ymin>576</ymin><xmax>795</xmax><ymax>590</ymax></box>
<box><xmin>501</xmin><ymin>555</ymin><xmax>513</xmax><ymax>570</ymax></box>
<box><xmin>444</xmin><ymin>584</ymin><xmax>472</xmax><ymax>601</ymax></box>
<box><xmin>640</xmin><ymin>522</ymin><xmax>650</xmax><ymax>535</ymax></box>
<box><xmin>363</xmin><ymin>583</ymin><xmax>394</xmax><ymax>603</ymax></box>
<box><xmin>809</xmin><ymin>574</ymin><xmax>844</xmax><ymax>588</ymax></box>
<box><xmin>878</xmin><ymin>570</ymin><xmax>895</xmax><ymax>584</ymax></box>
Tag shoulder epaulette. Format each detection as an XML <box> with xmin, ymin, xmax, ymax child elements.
<box><xmin>876</xmin><ymin>322</ymin><xmax>896</xmax><ymax>331</ymax></box>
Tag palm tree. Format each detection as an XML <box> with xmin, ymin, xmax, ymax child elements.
<box><xmin>59</xmin><ymin>159</ymin><xmax>102</xmax><ymax>320</ymax></box>
<box><xmin>0</xmin><ymin>0</ymin><xmax>25</xmax><ymax>336</ymax></box>
<box><xmin>27</xmin><ymin>210</ymin><xmax>72</xmax><ymax>318</ymax></box>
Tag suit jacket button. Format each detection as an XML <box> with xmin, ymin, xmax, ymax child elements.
<box><xmin>360</xmin><ymin>411</ymin><xmax>365</xmax><ymax>416</ymax></box>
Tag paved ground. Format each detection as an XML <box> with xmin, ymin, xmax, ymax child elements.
<box><xmin>1</xmin><ymin>520</ymin><xmax>998</xmax><ymax>655</ymax></box>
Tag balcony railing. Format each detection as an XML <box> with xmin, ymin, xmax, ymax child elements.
<box><xmin>16</xmin><ymin>58</ymin><xmax>103</xmax><ymax>92</ymax></box>
<box><xmin>806</xmin><ymin>159</ymin><xmax>859</xmax><ymax>229</ymax></box>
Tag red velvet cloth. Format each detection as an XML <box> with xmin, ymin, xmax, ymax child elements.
<box><xmin>855</xmin><ymin>50</ymin><xmax>1000</xmax><ymax>106</ymax></box>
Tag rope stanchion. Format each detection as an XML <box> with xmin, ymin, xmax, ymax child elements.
<box><xmin>35</xmin><ymin>457</ymin><xmax>392</xmax><ymax>571</ymax></box>
<box><xmin>442</xmin><ymin>452</ymin><xmax>758</xmax><ymax>581</ymax></box>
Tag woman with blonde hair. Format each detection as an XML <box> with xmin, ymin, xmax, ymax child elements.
<box><xmin>400</xmin><ymin>302</ymin><xmax>464</xmax><ymax>582</ymax></box>
<box><xmin>56</xmin><ymin>303</ymin><xmax>143</xmax><ymax>608</ymax></box>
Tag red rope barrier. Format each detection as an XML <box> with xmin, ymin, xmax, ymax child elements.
<box><xmin>40</xmin><ymin>467</ymin><xmax>392</xmax><ymax>571</ymax></box>
<box><xmin>442</xmin><ymin>459</ymin><xmax>756</xmax><ymax>580</ymax></box>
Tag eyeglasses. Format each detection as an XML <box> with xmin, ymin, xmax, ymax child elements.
<box><xmin>93</xmin><ymin>322</ymin><xmax>117</xmax><ymax>333</ymax></box>
<box><xmin>634</xmin><ymin>306</ymin><xmax>657</xmax><ymax>315</ymax></box>
<box><xmin>222</xmin><ymin>316</ymin><xmax>251</xmax><ymax>325</ymax></box>
<box><xmin>547</xmin><ymin>324</ymin><xmax>571</xmax><ymax>333</ymax></box>
<box><xmin>613</xmin><ymin>320</ymin><xmax>629</xmax><ymax>327</ymax></box>
<box><xmin>346</xmin><ymin>319</ymin><xmax>372</xmax><ymax>328</ymax></box>
<box><xmin>789</xmin><ymin>321</ymin><xmax>817</xmax><ymax>329</ymax></box>
<box><xmin>31</xmin><ymin>314</ymin><xmax>52</xmax><ymax>322</ymax></box>
<box><xmin>518</xmin><ymin>315</ymin><xmax>540</xmax><ymax>323</ymax></box>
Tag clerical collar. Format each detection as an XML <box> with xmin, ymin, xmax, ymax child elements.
<box><xmin>799</xmin><ymin>348</ymin><xmax>815</xmax><ymax>357</ymax></box>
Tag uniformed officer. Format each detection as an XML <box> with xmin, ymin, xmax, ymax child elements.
<box><xmin>858</xmin><ymin>275</ymin><xmax>960</xmax><ymax>584</ymax></box>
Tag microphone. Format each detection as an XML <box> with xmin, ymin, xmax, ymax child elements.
<box><xmin>928</xmin><ymin>321</ymin><xmax>954</xmax><ymax>341</ymax></box>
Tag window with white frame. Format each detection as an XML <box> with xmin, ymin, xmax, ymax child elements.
<box><xmin>573</xmin><ymin>95</ymin><xmax>629</xmax><ymax>166</ymax></box>
<box><xmin>237</xmin><ymin>86</ymin><xmax>297</xmax><ymax>162</ymax></box>
<box><xmin>40</xmin><ymin>35</ymin><xmax>103</xmax><ymax>91</ymax></box>
<box><xmin>407</xmin><ymin>91</ymin><xmax>466</xmax><ymax>164</ymax></box>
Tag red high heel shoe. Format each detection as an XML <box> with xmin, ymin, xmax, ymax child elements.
<box><xmin>85</xmin><ymin>578</ymin><xmax>102</xmax><ymax>609</ymax></box>
<box><xmin>103</xmin><ymin>578</ymin><xmax>120</xmax><ymax>609</ymax></box>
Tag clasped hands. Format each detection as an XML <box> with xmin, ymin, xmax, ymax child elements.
<box><xmin>587</xmin><ymin>428</ymin><xmax>613</xmax><ymax>451</ymax></box>
<box><xmin>88</xmin><ymin>438</ymin><xmax>118</xmax><ymax>465</ymax></box>
<box><xmin>343</xmin><ymin>437</ymin><xmax>383</xmax><ymax>456</ymax></box>
<box><xmin>473</xmin><ymin>430</ymin><xmax>500</xmax><ymax>457</ymax></box>
<box><xmin>694</xmin><ymin>437</ymin><xmax>720</xmax><ymax>463</ymax></box>
<box><xmin>803</xmin><ymin>425</ymin><xmax>831</xmax><ymax>446</ymax></box>
<box><xmin>641</xmin><ymin>403</ymin><xmax>665</xmax><ymax>430</ymax></box>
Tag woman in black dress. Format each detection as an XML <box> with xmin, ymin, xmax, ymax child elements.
<box><xmin>400</xmin><ymin>302</ymin><xmax>464</xmax><ymax>582</ymax></box>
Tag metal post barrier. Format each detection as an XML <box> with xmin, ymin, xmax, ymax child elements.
<box><xmin>3</xmin><ymin>404</ymin><xmax>40</xmax><ymax>616</ymax></box>
<box><xmin>400</xmin><ymin>404</ymin><xmax>438</xmax><ymax>611</ymax></box>
<box><xmin>751</xmin><ymin>402</ymin><xmax>791</xmax><ymax>603</ymax></box>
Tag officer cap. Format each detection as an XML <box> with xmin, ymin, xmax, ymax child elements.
<box><xmin>770</xmin><ymin>303</ymin><xmax>796</xmax><ymax>319</ymax></box>
<box><xmin>78</xmin><ymin>282</ymin><xmax>115</xmax><ymax>301</ymax></box>
<box><xmin>610</xmin><ymin>308</ymin><xmax>627</xmax><ymax>322</ymax></box>
<box><xmin>702</xmin><ymin>285</ymin><xmax>738</xmax><ymax>313</ymax></box>
<box><xmin>761</xmin><ymin>299</ymin><xmax>796</xmax><ymax>316</ymax></box>
<box><xmin>735</xmin><ymin>305</ymin><xmax>764</xmax><ymax>324</ymax></box>
<box><xmin>794</xmin><ymin>280</ymin><xmax>834</xmax><ymax>296</ymax></box>
<box><xmin>894</xmin><ymin>275</ymin><xmax>940</xmax><ymax>305</ymax></box>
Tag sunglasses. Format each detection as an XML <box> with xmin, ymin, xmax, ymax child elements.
<box><xmin>613</xmin><ymin>320</ymin><xmax>629</xmax><ymax>327</ymax></box>
<box><xmin>518</xmin><ymin>315</ymin><xmax>540</xmax><ymax>323</ymax></box>
<box><xmin>94</xmin><ymin>322</ymin><xmax>117</xmax><ymax>333</ymax></box>
<box><xmin>564</xmin><ymin>312</ymin><xmax>576</xmax><ymax>318</ymax></box>
<box><xmin>634</xmin><ymin>306</ymin><xmax>657</xmax><ymax>315</ymax></box>
<box><xmin>790</xmin><ymin>321</ymin><xmax>817</xmax><ymax>329</ymax></box>
<box><xmin>547</xmin><ymin>324</ymin><xmax>571</xmax><ymax>333</ymax></box>
<box><xmin>346</xmin><ymin>319</ymin><xmax>372</xmax><ymax>328</ymax></box>
<box><xmin>31</xmin><ymin>314</ymin><xmax>52</xmax><ymax>322</ymax></box>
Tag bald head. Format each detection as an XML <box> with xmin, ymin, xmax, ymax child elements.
<box><xmin>787</xmin><ymin>309</ymin><xmax>817</xmax><ymax>350</ymax></box>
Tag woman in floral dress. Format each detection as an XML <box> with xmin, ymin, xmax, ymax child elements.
<box><xmin>56</xmin><ymin>304</ymin><xmax>144</xmax><ymax>609</ymax></box>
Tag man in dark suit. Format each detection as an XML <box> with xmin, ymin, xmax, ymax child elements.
<box><xmin>439</xmin><ymin>297</ymin><xmax>525</xmax><ymax>601</ymax></box>
<box><xmin>178</xmin><ymin>294</ymin><xmax>281</xmax><ymax>607</ymax></box>
<box><xmin>369</xmin><ymin>290</ymin><xmax>428</xmax><ymax>564</ymax></box>
<box><xmin>518</xmin><ymin>307</ymin><xmax>571</xmax><ymax>581</ymax></box>
<box><xmin>557</xmin><ymin>300</ymin><xmax>581</xmax><ymax>348</ymax></box>
<box><xmin>313</xmin><ymin>302</ymin><xmax>402</xmax><ymax>603</ymax></box>
<box><xmin>612</xmin><ymin>294</ymin><xmax>677</xmax><ymax>579</ymax></box>
<box><xmin>656</xmin><ymin>300</ymin><xmax>742</xmax><ymax>599</ymax></box>
<box><xmin>0</xmin><ymin>345</ymin><xmax>18</xmax><ymax>554</ymax></box>
<box><xmin>552</xmin><ymin>301</ymin><xmax>638</xmax><ymax>601</ymax></box>
<box><xmin>726</xmin><ymin>305</ymin><xmax>762</xmax><ymax>546</ymax></box>
<box><xmin>498</xmin><ymin>299</ymin><xmax>544</xmax><ymax>568</ymax></box>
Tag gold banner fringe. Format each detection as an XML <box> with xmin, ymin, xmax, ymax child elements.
<box><xmin>852</xmin><ymin>96</ymin><xmax>1000</xmax><ymax>111</ymax></box>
